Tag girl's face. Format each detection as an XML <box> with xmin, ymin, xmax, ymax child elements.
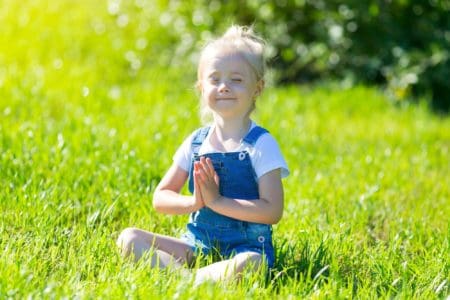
<box><xmin>199</xmin><ymin>50</ymin><xmax>263</xmax><ymax>121</ymax></box>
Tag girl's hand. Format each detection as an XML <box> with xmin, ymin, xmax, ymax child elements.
<box><xmin>192</xmin><ymin>162</ymin><xmax>205</xmax><ymax>211</ymax></box>
<box><xmin>194</xmin><ymin>157</ymin><xmax>220</xmax><ymax>206</ymax></box>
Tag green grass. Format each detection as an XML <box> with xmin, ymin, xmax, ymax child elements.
<box><xmin>1</xmin><ymin>1</ymin><xmax>449</xmax><ymax>299</ymax></box>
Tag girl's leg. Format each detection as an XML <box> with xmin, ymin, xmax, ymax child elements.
<box><xmin>116</xmin><ymin>227</ymin><xmax>194</xmax><ymax>268</ymax></box>
<box><xmin>194</xmin><ymin>251</ymin><xmax>263</xmax><ymax>284</ymax></box>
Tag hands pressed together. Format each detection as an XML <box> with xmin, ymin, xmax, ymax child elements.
<box><xmin>193</xmin><ymin>156</ymin><xmax>221</xmax><ymax>210</ymax></box>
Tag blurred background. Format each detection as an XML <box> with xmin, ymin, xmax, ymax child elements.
<box><xmin>158</xmin><ymin>0</ymin><xmax>450</xmax><ymax>112</ymax></box>
<box><xmin>2</xmin><ymin>0</ymin><xmax>449</xmax><ymax>112</ymax></box>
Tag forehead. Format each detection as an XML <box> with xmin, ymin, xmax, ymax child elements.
<box><xmin>201</xmin><ymin>49</ymin><xmax>253</xmax><ymax>75</ymax></box>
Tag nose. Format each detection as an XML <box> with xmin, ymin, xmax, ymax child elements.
<box><xmin>218</xmin><ymin>81</ymin><xmax>230</xmax><ymax>93</ymax></box>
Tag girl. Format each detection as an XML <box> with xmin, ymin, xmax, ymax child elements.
<box><xmin>117</xmin><ymin>25</ymin><xmax>289</xmax><ymax>284</ymax></box>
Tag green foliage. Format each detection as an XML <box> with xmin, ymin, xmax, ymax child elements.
<box><xmin>155</xmin><ymin>0</ymin><xmax>450</xmax><ymax>112</ymax></box>
<box><xmin>1</xmin><ymin>1</ymin><xmax>449</xmax><ymax>298</ymax></box>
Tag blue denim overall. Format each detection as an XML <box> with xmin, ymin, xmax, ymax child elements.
<box><xmin>182</xmin><ymin>126</ymin><xmax>275</xmax><ymax>267</ymax></box>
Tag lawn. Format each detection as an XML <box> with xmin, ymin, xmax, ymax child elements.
<box><xmin>1</xmin><ymin>1</ymin><xmax>449</xmax><ymax>299</ymax></box>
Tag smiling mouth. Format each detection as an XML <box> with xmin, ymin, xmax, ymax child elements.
<box><xmin>216</xmin><ymin>98</ymin><xmax>236</xmax><ymax>100</ymax></box>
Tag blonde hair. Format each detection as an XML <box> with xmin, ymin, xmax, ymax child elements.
<box><xmin>197</xmin><ymin>25</ymin><xmax>266</xmax><ymax>123</ymax></box>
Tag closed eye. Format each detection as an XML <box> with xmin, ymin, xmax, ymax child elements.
<box><xmin>209</xmin><ymin>77</ymin><xmax>219</xmax><ymax>84</ymax></box>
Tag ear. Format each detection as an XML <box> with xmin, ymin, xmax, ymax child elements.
<box><xmin>196</xmin><ymin>80</ymin><xmax>202</xmax><ymax>91</ymax></box>
<box><xmin>196</xmin><ymin>80</ymin><xmax>204</xmax><ymax>96</ymax></box>
<box><xmin>254</xmin><ymin>79</ymin><xmax>265</xmax><ymax>98</ymax></box>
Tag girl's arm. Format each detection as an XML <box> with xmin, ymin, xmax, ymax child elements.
<box><xmin>153</xmin><ymin>163</ymin><xmax>204</xmax><ymax>215</ymax></box>
<box><xmin>195</xmin><ymin>158</ymin><xmax>283</xmax><ymax>224</ymax></box>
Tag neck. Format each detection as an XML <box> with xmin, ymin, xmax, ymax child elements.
<box><xmin>212</xmin><ymin>116</ymin><xmax>251</xmax><ymax>142</ymax></box>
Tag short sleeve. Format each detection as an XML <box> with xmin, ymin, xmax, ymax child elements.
<box><xmin>172</xmin><ymin>132</ymin><xmax>194</xmax><ymax>172</ymax></box>
<box><xmin>252</xmin><ymin>134</ymin><xmax>289</xmax><ymax>179</ymax></box>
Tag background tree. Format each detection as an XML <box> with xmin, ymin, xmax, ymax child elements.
<box><xmin>157</xmin><ymin>0</ymin><xmax>449</xmax><ymax>112</ymax></box>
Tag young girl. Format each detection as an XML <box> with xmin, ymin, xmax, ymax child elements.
<box><xmin>117</xmin><ymin>25</ymin><xmax>289</xmax><ymax>284</ymax></box>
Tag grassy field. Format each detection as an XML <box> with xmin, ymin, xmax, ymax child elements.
<box><xmin>1</xmin><ymin>1</ymin><xmax>449</xmax><ymax>299</ymax></box>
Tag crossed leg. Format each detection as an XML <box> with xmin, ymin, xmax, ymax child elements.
<box><xmin>116</xmin><ymin>227</ymin><xmax>194</xmax><ymax>268</ymax></box>
<box><xmin>194</xmin><ymin>251</ymin><xmax>264</xmax><ymax>285</ymax></box>
<box><xmin>117</xmin><ymin>228</ymin><xmax>265</xmax><ymax>283</ymax></box>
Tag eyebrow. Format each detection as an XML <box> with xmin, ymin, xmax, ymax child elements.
<box><xmin>206</xmin><ymin>71</ymin><xmax>244</xmax><ymax>77</ymax></box>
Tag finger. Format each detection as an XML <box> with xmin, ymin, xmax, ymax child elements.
<box><xmin>204</xmin><ymin>157</ymin><xmax>216</xmax><ymax>177</ymax></box>
<box><xmin>194</xmin><ymin>163</ymin><xmax>201</xmax><ymax>184</ymax></box>
<box><xmin>194</xmin><ymin>176</ymin><xmax>201</xmax><ymax>191</ymax></box>
<box><xmin>195</xmin><ymin>165</ymin><xmax>208</xmax><ymax>182</ymax></box>
<box><xmin>199</xmin><ymin>156</ymin><xmax>215</xmax><ymax>178</ymax></box>
<box><xmin>214</xmin><ymin>173</ymin><xmax>220</xmax><ymax>185</ymax></box>
<box><xmin>194</xmin><ymin>174</ymin><xmax>204</xmax><ymax>201</ymax></box>
<box><xmin>198</xmin><ymin>157</ymin><xmax>212</xmax><ymax>180</ymax></box>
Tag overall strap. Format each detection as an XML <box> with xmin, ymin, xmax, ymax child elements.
<box><xmin>242</xmin><ymin>126</ymin><xmax>269</xmax><ymax>146</ymax></box>
<box><xmin>191</xmin><ymin>126</ymin><xmax>210</xmax><ymax>154</ymax></box>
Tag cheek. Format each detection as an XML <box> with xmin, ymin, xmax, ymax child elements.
<box><xmin>207</xmin><ymin>83</ymin><xmax>219</xmax><ymax>93</ymax></box>
<box><xmin>201</xmin><ymin>87</ymin><xmax>216</xmax><ymax>103</ymax></box>
<box><xmin>236</xmin><ymin>85</ymin><xmax>254</xmax><ymax>98</ymax></box>
<box><xmin>203</xmin><ymin>86</ymin><xmax>213</xmax><ymax>97</ymax></box>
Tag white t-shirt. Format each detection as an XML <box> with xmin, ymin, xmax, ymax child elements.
<box><xmin>173</xmin><ymin>122</ymin><xmax>289</xmax><ymax>179</ymax></box>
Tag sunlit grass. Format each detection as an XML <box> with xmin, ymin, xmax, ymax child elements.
<box><xmin>1</xmin><ymin>1</ymin><xmax>449</xmax><ymax>298</ymax></box>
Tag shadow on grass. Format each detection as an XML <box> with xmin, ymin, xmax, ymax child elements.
<box><xmin>268</xmin><ymin>239</ymin><xmax>331</xmax><ymax>292</ymax></box>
